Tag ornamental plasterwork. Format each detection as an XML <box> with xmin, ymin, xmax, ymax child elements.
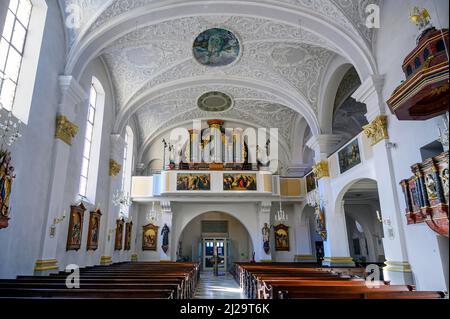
<box><xmin>81</xmin><ymin>0</ymin><xmax>354</xmax><ymax>40</ymax></box>
<box><xmin>136</xmin><ymin>99</ymin><xmax>299</xmax><ymax>151</ymax></box>
<box><xmin>101</xmin><ymin>15</ymin><xmax>337</xmax><ymax>108</ymax></box>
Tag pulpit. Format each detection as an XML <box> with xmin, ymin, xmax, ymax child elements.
<box><xmin>400</xmin><ymin>151</ymin><xmax>449</xmax><ymax>237</ymax></box>
<box><xmin>387</xmin><ymin>26</ymin><xmax>449</xmax><ymax>120</ymax></box>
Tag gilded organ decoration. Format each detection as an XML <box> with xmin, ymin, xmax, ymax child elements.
<box><xmin>400</xmin><ymin>151</ymin><xmax>448</xmax><ymax>237</ymax></box>
<box><xmin>55</xmin><ymin>115</ymin><xmax>78</xmax><ymax>146</ymax></box>
<box><xmin>362</xmin><ymin>115</ymin><xmax>389</xmax><ymax>146</ymax></box>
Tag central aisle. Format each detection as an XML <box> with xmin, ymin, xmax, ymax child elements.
<box><xmin>194</xmin><ymin>272</ymin><xmax>247</xmax><ymax>299</ymax></box>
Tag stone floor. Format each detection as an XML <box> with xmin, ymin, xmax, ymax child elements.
<box><xmin>194</xmin><ymin>271</ymin><xmax>247</xmax><ymax>299</ymax></box>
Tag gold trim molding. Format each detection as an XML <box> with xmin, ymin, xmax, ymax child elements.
<box><xmin>55</xmin><ymin>115</ymin><xmax>78</xmax><ymax>146</ymax></box>
<box><xmin>322</xmin><ymin>257</ymin><xmax>355</xmax><ymax>266</ymax></box>
<box><xmin>109</xmin><ymin>159</ymin><xmax>122</xmax><ymax>177</ymax></box>
<box><xmin>363</xmin><ymin>115</ymin><xmax>389</xmax><ymax>146</ymax></box>
<box><xmin>313</xmin><ymin>161</ymin><xmax>329</xmax><ymax>180</ymax></box>
<box><xmin>34</xmin><ymin>259</ymin><xmax>59</xmax><ymax>271</ymax></box>
<box><xmin>384</xmin><ymin>261</ymin><xmax>412</xmax><ymax>273</ymax></box>
<box><xmin>131</xmin><ymin>254</ymin><xmax>138</xmax><ymax>262</ymax></box>
<box><xmin>100</xmin><ymin>256</ymin><xmax>112</xmax><ymax>265</ymax></box>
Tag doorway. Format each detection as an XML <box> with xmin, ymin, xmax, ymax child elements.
<box><xmin>203</xmin><ymin>238</ymin><xmax>228</xmax><ymax>272</ymax></box>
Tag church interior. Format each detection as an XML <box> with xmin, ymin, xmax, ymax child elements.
<box><xmin>0</xmin><ymin>0</ymin><xmax>449</xmax><ymax>304</ymax></box>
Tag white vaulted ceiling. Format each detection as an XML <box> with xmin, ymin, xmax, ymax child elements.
<box><xmin>59</xmin><ymin>0</ymin><xmax>380</xmax><ymax>162</ymax></box>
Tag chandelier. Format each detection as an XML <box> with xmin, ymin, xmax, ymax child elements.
<box><xmin>274</xmin><ymin>200</ymin><xmax>288</xmax><ymax>223</ymax></box>
<box><xmin>0</xmin><ymin>108</ymin><xmax>22</xmax><ymax>147</ymax></box>
<box><xmin>146</xmin><ymin>201</ymin><xmax>160</xmax><ymax>223</ymax></box>
<box><xmin>112</xmin><ymin>190</ymin><xmax>132</xmax><ymax>207</ymax></box>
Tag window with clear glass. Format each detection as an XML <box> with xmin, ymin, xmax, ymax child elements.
<box><xmin>0</xmin><ymin>0</ymin><xmax>33</xmax><ymax>111</ymax></box>
<box><xmin>79</xmin><ymin>84</ymin><xmax>97</xmax><ymax>198</ymax></box>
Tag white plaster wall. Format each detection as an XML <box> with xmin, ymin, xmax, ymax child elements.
<box><xmin>344</xmin><ymin>203</ymin><xmax>385</xmax><ymax>262</ymax></box>
<box><xmin>270</xmin><ymin>204</ymin><xmax>297</xmax><ymax>262</ymax></box>
<box><xmin>375</xmin><ymin>0</ymin><xmax>449</xmax><ymax>291</ymax></box>
<box><xmin>0</xmin><ymin>0</ymin><xmax>65</xmax><ymax>279</ymax></box>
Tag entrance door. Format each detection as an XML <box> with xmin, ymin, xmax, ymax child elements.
<box><xmin>203</xmin><ymin>238</ymin><xmax>227</xmax><ymax>273</ymax></box>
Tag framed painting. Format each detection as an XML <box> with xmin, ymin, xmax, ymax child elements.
<box><xmin>124</xmin><ymin>221</ymin><xmax>133</xmax><ymax>251</ymax></box>
<box><xmin>274</xmin><ymin>224</ymin><xmax>290</xmax><ymax>251</ymax></box>
<box><xmin>177</xmin><ymin>173</ymin><xmax>211</xmax><ymax>191</ymax></box>
<box><xmin>338</xmin><ymin>139</ymin><xmax>361</xmax><ymax>174</ymax></box>
<box><xmin>143</xmin><ymin>223</ymin><xmax>159</xmax><ymax>251</ymax></box>
<box><xmin>86</xmin><ymin>209</ymin><xmax>101</xmax><ymax>251</ymax></box>
<box><xmin>306</xmin><ymin>173</ymin><xmax>316</xmax><ymax>193</ymax></box>
<box><xmin>115</xmin><ymin>219</ymin><xmax>124</xmax><ymax>251</ymax></box>
<box><xmin>66</xmin><ymin>203</ymin><xmax>86</xmax><ymax>251</ymax></box>
<box><xmin>223</xmin><ymin>173</ymin><xmax>257</xmax><ymax>191</ymax></box>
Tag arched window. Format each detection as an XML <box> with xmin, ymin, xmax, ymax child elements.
<box><xmin>79</xmin><ymin>77</ymin><xmax>105</xmax><ymax>203</ymax></box>
<box><xmin>0</xmin><ymin>0</ymin><xmax>47</xmax><ymax>123</ymax></box>
<box><xmin>0</xmin><ymin>0</ymin><xmax>33</xmax><ymax>111</ymax></box>
<box><xmin>121</xmin><ymin>126</ymin><xmax>134</xmax><ymax>217</ymax></box>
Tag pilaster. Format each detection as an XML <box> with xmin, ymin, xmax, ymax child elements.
<box><xmin>35</xmin><ymin>76</ymin><xmax>87</xmax><ymax>275</ymax></box>
<box><xmin>256</xmin><ymin>201</ymin><xmax>272</xmax><ymax>262</ymax></box>
<box><xmin>353</xmin><ymin>74</ymin><xmax>413</xmax><ymax>284</ymax></box>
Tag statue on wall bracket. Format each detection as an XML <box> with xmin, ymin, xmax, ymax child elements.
<box><xmin>0</xmin><ymin>149</ymin><xmax>15</xmax><ymax>230</ymax></box>
<box><xmin>161</xmin><ymin>223</ymin><xmax>170</xmax><ymax>254</ymax></box>
<box><xmin>262</xmin><ymin>223</ymin><xmax>270</xmax><ymax>254</ymax></box>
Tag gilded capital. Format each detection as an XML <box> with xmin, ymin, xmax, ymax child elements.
<box><xmin>109</xmin><ymin>159</ymin><xmax>122</xmax><ymax>177</ymax></box>
<box><xmin>363</xmin><ymin>115</ymin><xmax>389</xmax><ymax>146</ymax></box>
<box><xmin>55</xmin><ymin>115</ymin><xmax>78</xmax><ymax>145</ymax></box>
<box><xmin>313</xmin><ymin>160</ymin><xmax>330</xmax><ymax>180</ymax></box>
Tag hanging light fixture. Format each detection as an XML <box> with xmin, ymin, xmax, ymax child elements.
<box><xmin>0</xmin><ymin>108</ymin><xmax>22</xmax><ymax>148</ymax></box>
<box><xmin>112</xmin><ymin>189</ymin><xmax>132</xmax><ymax>207</ymax></box>
<box><xmin>146</xmin><ymin>201</ymin><xmax>160</xmax><ymax>223</ymax></box>
<box><xmin>274</xmin><ymin>198</ymin><xmax>287</xmax><ymax>223</ymax></box>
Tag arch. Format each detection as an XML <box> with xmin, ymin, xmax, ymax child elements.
<box><xmin>319</xmin><ymin>56</ymin><xmax>354</xmax><ymax>134</ymax></box>
<box><xmin>172</xmin><ymin>208</ymin><xmax>258</xmax><ymax>261</ymax></box>
<box><xmin>114</xmin><ymin>77</ymin><xmax>320</xmax><ymax>138</ymax></box>
<box><xmin>65</xmin><ymin>1</ymin><xmax>376</xmax><ymax>83</ymax></box>
<box><xmin>334</xmin><ymin>177</ymin><xmax>378</xmax><ymax>214</ymax></box>
<box><xmin>177</xmin><ymin>211</ymin><xmax>255</xmax><ymax>264</ymax></box>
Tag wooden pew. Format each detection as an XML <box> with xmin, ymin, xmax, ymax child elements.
<box><xmin>0</xmin><ymin>262</ymin><xmax>199</xmax><ymax>300</ymax></box>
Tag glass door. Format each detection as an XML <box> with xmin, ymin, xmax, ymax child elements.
<box><xmin>203</xmin><ymin>238</ymin><xmax>228</xmax><ymax>272</ymax></box>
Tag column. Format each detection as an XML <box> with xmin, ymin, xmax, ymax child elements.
<box><xmin>35</xmin><ymin>76</ymin><xmax>87</xmax><ymax>275</ymax></box>
<box><xmin>188</xmin><ymin>129</ymin><xmax>200</xmax><ymax>164</ymax></box>
<box><xmin>101</xmin><ymin>134</ymin><xmax>126</xmax><ymax>265</ymax></box>
<box><xmin>353</xmin><ymin>75</ymin><xmax>413</xmax><ymax>284</ymax></box>
<box><xmin>306</xmin><ymin>134</ymin><xmax>355</xmax><ymax>267</ymax></box>
<box><xmin>256</xmin><ymin>201</ymin><xmax>272</xmax><ymax>262</ymax></box>
<box><xmin>160</xmin><ymin>201</ymin><xmax>174</xmax><ymax>261</ymax></box>
<box><xmin>233</xmin><ymin>129</ymin><xmax>243</xmax><ymax>165</ymax></box>
<box><xmin>294</xmin><ymin>204</ymin><xmax>315</xmax><ymax>263</ymax></box>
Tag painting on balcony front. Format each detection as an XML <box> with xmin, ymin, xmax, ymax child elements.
<box><xmin>177</xmin><ymin>173</ymin><xmax>211</xmax><ymax>191</ymax></box>
<box><xmin>223</xmin><ymin>174</ymin><xmax>257</xmax><ymax>191</ymax></box>
<box><xmin>338</xmin><ymin>139</ymin><xmax>361</xmax><ymax>174</ymax></box>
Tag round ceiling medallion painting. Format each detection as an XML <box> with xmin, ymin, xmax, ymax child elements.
<box><xmin>197</xmin><ymin>92</ymin><xmax>233</xmax><ymax>112</ymax></box>
<box><xmin>193</xmin><ymin>28</ymin><xmax>240</xmax><ymax>67</ymax></box>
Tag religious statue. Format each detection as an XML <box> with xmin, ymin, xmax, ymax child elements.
<box><xmin>262</xmin><ymin>223</ymin><xmax>270</xmax><ymax>254</ymax></box>
<box><xmin>0</xmin><ymin>149</ymin><xmax>15</xmax><ymax>229</ymax></box>
<box><xmin>161</xmin><ymin>223</ymin><xmax>170</xmax><ymax>254</ymax></box>
<box><xmin>425</xmin><ymin>174</ymin><xmax>438</xmax><ymax>200</ymax></box>
<box><xmin>441</xmin><ymin>168</ymin><xmax>449</xmax><ymax>202</ymax></box>
<box><xmin>314</xmin><ymin>206</ymin><xmax>327</xmax><ymax>241</ymax></box>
